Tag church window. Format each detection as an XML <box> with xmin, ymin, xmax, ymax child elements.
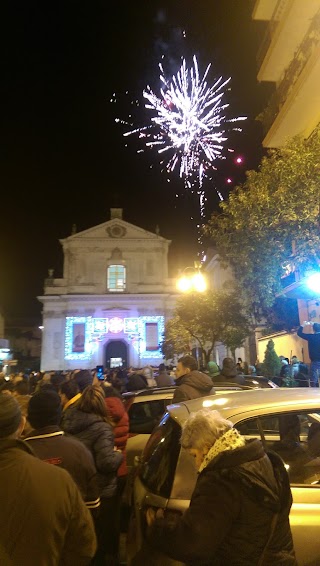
<box><xmin>107</xmin><ymin>265</ymin><xmax>126</xmax><ymax>292</ymax></box>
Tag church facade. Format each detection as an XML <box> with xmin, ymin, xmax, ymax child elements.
<box><xmin>38</xmin><ymin>209</ymin><xmax>177</xmax><ymax>372</ymax></box>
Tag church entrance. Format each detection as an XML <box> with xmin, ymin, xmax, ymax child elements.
<box><xmin>104</xmin><ymin>340</ymin><xmax>128</xmax><ymax>370</ymax></box>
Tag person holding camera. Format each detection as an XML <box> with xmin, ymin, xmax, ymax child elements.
<box><xmin>297</xmin><ymin>321</ymin><xmax>320</xmax><ymax>387</ymax></box>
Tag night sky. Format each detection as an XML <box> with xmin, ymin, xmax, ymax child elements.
<box><xmin>0</xmin><ymin>0</ymin><xmax>271</xmax><ymax>320</ymax></box>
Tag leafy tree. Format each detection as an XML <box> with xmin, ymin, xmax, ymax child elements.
<box><xmin>161</xmin><ymin>316</ymin><xmax>191</xmax><ymax>361</ymax></box>
<box><xmin>261</xmin><ymin>339</ymin><xmax>282</xmax><ymax>377</ymax></box>
<box><xmin>203</xmin><ymin>133</ymin><xmax>320</xmax><ymax>319</ymax></box>
<box><xmin>162</xmin><ymin>289</ymin><xmax>251</xmax><ymax>365</ymax></box>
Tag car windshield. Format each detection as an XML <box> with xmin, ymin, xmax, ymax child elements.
<box><xmin>139</xmin><ymin>412</ymin><xmax>181</xmax><ymax>499</ymax></box>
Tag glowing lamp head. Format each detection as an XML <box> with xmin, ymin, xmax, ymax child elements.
<box><xmin>306</xmin><ymin>272</ymin><xmax>320</xmax><ymax>294</ymax></box>
<box><xmin>176</xmin><ymin>270</ymin><xmax>207</xmax><ymax>293</ymax></box>
<box><xmin>192</xmin><ymin>272</ymin><xmax>207</xmax><ymax>292</ymax></box>
<box><xmin>177</xmin><ymin>276</ymin><xmax>192</xmax><ymax>293</ymax></box>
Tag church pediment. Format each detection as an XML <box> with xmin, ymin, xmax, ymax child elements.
<box><xmin>60</xmin><ymin>218</ymin><xmax>169</xmax><ymax>244</ymax></box>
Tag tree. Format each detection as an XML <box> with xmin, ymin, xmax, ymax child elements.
<box><xmin>203</xmin><ymin>133</ymin><xmax>320</xmax><ymax>319</ymax></box>
<box><xmin>261</xmin><ymin>339</ymin><xmax>282</xmax><ymax>378</ymax></box>
<box><xmin>161</xmin><ymin>316</ymin><xmax>192</xmax><ymax>361</ymax></box>
<box><xmin>162</xmin><ymin>289</ymin><xmax>251</xmax><ymax>365</ymax></box>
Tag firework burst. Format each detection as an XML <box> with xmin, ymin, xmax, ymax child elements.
<box><xmin>116</xmin><ymin>55</ymin><xmax>246</xmax><ymax>191</ymax></box>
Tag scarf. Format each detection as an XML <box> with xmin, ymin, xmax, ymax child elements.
<box><xmin>198</xmin><ymin>428</ymin><xmax>245</xmax><ymax>474</ymax></box>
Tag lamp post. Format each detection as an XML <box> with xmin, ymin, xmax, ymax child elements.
<box><xmin>176</xmin><ymin>262</ymin><xmax>207</xmax><ymax>368</ymax></box>
<box><xmin>176</xmin><ymin>263</ymin><xmax>207</xmax><ymax>293</ymax></box>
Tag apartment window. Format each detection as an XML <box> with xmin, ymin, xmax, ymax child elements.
<box><xmin>107</xmin><ymin>265</ymin><xmax>126</xmax><ymax>292</ymax></box>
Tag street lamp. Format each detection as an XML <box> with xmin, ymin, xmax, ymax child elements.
<box><xmin>176</xmin><ymin>264</ymin><xmax>207</xmax><ymax>293</ymax></box>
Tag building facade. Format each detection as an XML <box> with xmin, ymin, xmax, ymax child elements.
<box><xmin>38</xmin><ymin>209</ymin><xmax>177</xmax><ymax>372</ymax></box>
<box><xmin>253</xmin><ymin>0</ymin><xmax>320</xmax><ymax>363</ymax></box>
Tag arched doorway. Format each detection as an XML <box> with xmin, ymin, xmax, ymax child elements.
<box><xmin>104</xmin><ymin>340</ymin><xmax>128</xmax><ymax>370</ymax></box>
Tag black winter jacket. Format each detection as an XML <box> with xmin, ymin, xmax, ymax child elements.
<box><xmin>147</xmin><ymin>439</ymin><xmax>297</xmax><ymax>565</ymax></box>
<box><xmin>24</xmin><ymin>425</ymin><xmax>101</xmax><ymax>513</ymax></box>
<box><xmin>172</xmin><ymin>370</ymin><xmax>214</xmax><ymax>403</ymax></box>
<box><xmin>61</xmin><ymin>409</ymin><xmax>123</xmax><ymax>498</ymax></box>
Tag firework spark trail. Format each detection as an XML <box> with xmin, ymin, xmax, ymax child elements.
<box><xmin>120</xmin><ymin>55</ymin><xmax>246</xmax><ymax>192</ymax></box>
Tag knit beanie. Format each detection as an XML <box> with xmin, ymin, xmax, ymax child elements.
<box><xmin>75</xmin><ymin>369</ymin><xmax>93</xmax><ymax>392</ymax></box>
<box><xmin>0</xmin><ymin>394</ymin><xmax>22</xmax><ymax>438</ymax></box>
<box><xmin>207</xmin><ymin>361</ymin><xmax>220</xmax><ymax>378</ymax></box>
<box><xmin>28</xmin><ymin>390</ymin><xmax>62</xmax><ymax>429</ymax></box>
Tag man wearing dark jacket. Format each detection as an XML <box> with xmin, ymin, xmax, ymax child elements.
<box><xmin>297</xmin><ymin>322</ymin><xmax>320</xmax><ymax>387</ymax></box>
<box><xmin>172</xmin><ymin>354</ymin><xmax>214</xmax><ymax>403</ymax></box>
<box><xmin>25</xmin><ymin>389</ymin><xmax>101</xmax><ymax>516</ymax></box>
<box><xmin>0</xmin><ymin>393</ymin><xmax>97</xmax><ymax>565</ymax></box>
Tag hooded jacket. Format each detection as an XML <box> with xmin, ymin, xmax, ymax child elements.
<box><xmin>61</xmin><ymin>409</ymin><xmax>123</xmax><ymax>498</ymax></box>
<box><xmin>147</xmin><ymin>439</ymin><xmax>297</xmax><ymax>566</ymax></box>
<box><xmin>0</xmin><ymin>438</ymin><xmax>96</xmax><ymax>565</ymax></box>
<box><xmin>172</xmin><ymin>370</ymin><xmax>214</xmax><ymax>403</ymax></box>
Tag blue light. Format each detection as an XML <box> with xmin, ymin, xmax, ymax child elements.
<box><xmin>306</xmin><ymin>272</ymin><xmax>320</xmax><ymax>294</ymax></box>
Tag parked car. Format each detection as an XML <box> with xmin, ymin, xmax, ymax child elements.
<box><xmin>122</xmin><ymin>387</ymin><xmax>176</xmax><ymax>473</ymax></box>
<box><xmin>127</xmin><ymin>388</ymin><xmax>320</xmax><ymax>566</ymax></box>
<box><xmin>123</xmin><ymin>379</ymin><xmax>277</xmax><ymax>474</ymax></box>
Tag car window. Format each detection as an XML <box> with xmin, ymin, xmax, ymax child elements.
<box><xmin>236</xmin><ymin>410</ymin><xmax>320</xmax><ymax>485</ymax></box>
<box><xmin>128</xmin><ymin>399</ymin><xmax>166</xmax><ymax>434</ymax></box>
<box><xmin>139</xmin><ymin>413</ymin><xmax>181</xmax><ymax>498</ymax></box>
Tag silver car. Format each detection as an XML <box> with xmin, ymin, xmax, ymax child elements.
<box><xmin>127</xmin><ymin>388</ymin><xmax>320</xmax><ymax>566</ymax></box>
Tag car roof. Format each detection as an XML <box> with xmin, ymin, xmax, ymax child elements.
<box><xmin>122</xmin><ymin>386</ymin><xmax>176</xmax><ymax>399</ymax></box>
<box><xmin>121</xmin><ymin>383</ymin><xmax>256</xmax><ymax>402</ymax></box>
<box><xmin>166</xmin><ymin>388</ymin><xmax>320</xmax><ymax>426</ymax></box>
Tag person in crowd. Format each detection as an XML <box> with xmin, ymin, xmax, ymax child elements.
<box><xmin>50</xmin><ymin>371</ymin><xmax>67</xmax><ymax>393</ymax></box>
<box><xmin>0</xmin><ymin>393</ymin><xmax>97</xmax><ymax>565</ymax></box>
<box><xmin>28</xmin><ymin>370</ymin><xmax>43</xmax><ymax>394</ymax></box>
<box><xmin>59</xmin><ymin>378</ymin><xmax>82</xmax><ymax>429</ymax></box>
<box><xmin>101</xmin><ymin>381</ymin><xmax>130</xmax><ymax>550</ymax></box>
<box><xmin>12</xmin><ymin>379</ymin><xmax>32</xmax><ymax>438</ymax></box>
<box><xmin>297</xmin><ymin>322</ymin><xmax>320</xmax><ymax>387</ymax></box>
<box><xmin>172</xmin><ymin>354</ymin><xmax>214</xmax><ymax>403</ymax></box>
<box><xmin>143</xmin><ymin>408</ymin><xmax>297</xmax><ymax>566</ymax></box>
<box><xmin>141</xmin><ymin>365</ymin><xmax>157</xmax><ymax>387</ymax></box>
<box><xmin>213</xmin><ymin>357</ymin><xmax>245</xmax><ymax>385</ymax></box>
<box><xmin>126</xmin><ymin>370</ymin><xmax>148</xmax><ymax>391</ymax></box>
<box><xmin>207</xmin><ymin>361</ymin><xmax>220</xmax><ymax>382</ymax></box>
<box><xmin>25</xmin><ymin>389</ymin><xmax>101</xmax><ymax>517</ymax></box>
<box><xmin>295</xmin><ymin>362</ymin><xmax>310</xmax><ymax>387</ymax></box>
<box><xmin>290</xmin><ymin>356</ymin><xmax>300</xmax><ymax>378</ymax></box>
<box><xmin>155</xmin><ymin>363</ymin><xmax>175</xmax><ymax>387</ymax></box>
<box><xmin>248</xmin><ymin>364</ymin><xmax>257</xmax><ymax>376</ymax></box>
<box><xmin>61</xmin><ymin>384</ymin><xmax>123</xmax><ymax>566</ymax></box>
<box><xmin>279</xmin><ymin>357</ymin><xmax>291</xmax><ymax>382</ymax></box>
<box><xmin>75</xmin><ymin>368</ymin><xmax>94</xmax><ymax>392</ymax></box>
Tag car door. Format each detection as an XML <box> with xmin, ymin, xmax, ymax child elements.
<box><xmin>234</xmin><ymin>408</ymin><xmax>320</xmax><ymax>566</ymax></box>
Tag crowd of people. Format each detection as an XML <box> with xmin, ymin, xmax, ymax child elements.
<box><xmin>0</xmin><ymin>356</ymin><xmax>299</xmax><ymax>565</ymax></box>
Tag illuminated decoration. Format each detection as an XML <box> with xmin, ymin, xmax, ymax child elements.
<box><xmin>109</xmin><ymin>317</ymin><xmax>124</xmax><ymax>334</ymax></box>
<box><xmin>138</xmin><ymin>316</ymin><xmax>165</xmax><ymax>359</ymax></box>
<box><xmin>124</xmin><ymin>318</ymin><xmax>139</xmax><ymax>333</ymax></box>
<box><xmin>65</xmin><ymin>317</ymin><xmax>92</xmax><ymax>360</ymax></box>
<box><xmin>0</xmin><ymin>348</ymin><xmax>11</xmax><ymax>361</ymax></box>
<box><xmin>306</xmin><ymin>272</ymin><xmax>320</xmax><ymax>294</ymax></box>
<box><xmin>93</xmin><ymin>318</ymin><xmax>108</xmax><ymax>333</ymax></box>
<box><xmin>64</xmin><ymin>315</ymin><xmax>164</xmax><ymax>362</ymax></box>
